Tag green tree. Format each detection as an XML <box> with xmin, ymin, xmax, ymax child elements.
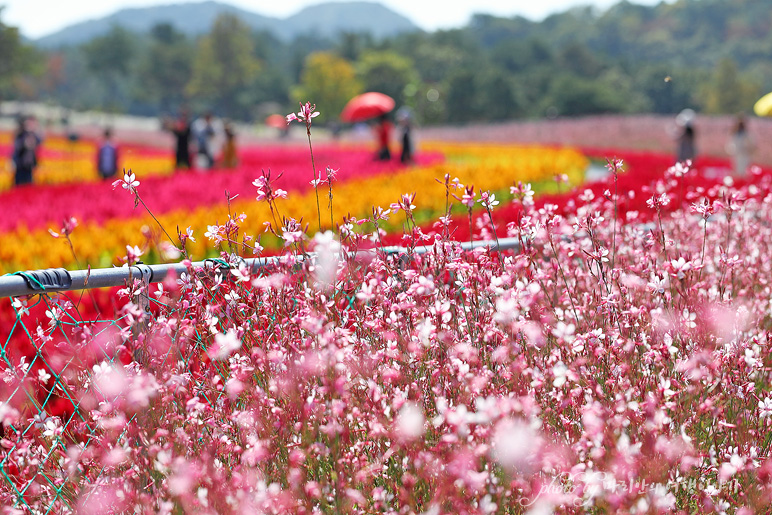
<box><xmin>475</xmin><ymin>68</ymin><xmax>522</xmax><ymax>121</ymax></box>
<box><xmin>293</xmin><ymin>52</ymin><xmax>362</xmax><ymax>124</ymax></box>
<box><xmin>0</xmin><ymin>9</ymin><xmax>42</xmax><ymax>100</ymax></box>
<box><xmin>633</xmin><ymin>63</ymin><xmax>700</xmax><ymax>114</ymax></box>
<box><xmin>46</xmin><ymin>47</ymin><xmax>105</xmax><ymax>111</ymax></box>
<box><xmin>187</xmin><ymin>14</ymin><xmax>260</xmax><ymax>118</ymax></box>
<box><xmin>541</xmin><ymin>73</ymin><xmax>632</xmax><ymax>116</ymax></box>
<box><xmin>286</xmin><ymin>35</ymin><xmax>334</xmax><ymax>84</ymax></box>
<box><xmin>557</xmin><ymin>42</ymin><xmax>603</xmax><ymax>78</ymax></box>
<box><xmin>355</xmin><ymin>50</ymin><xmax>418</xmax><ymax>105</ymax></box>
<box><xmin>81</xmin><ymin>25</ymin><xmax>138</xmax><ymax>111</ymax></box>
<box><xmin>701</xmin><ymin>58</ymin><xmax>761</xmax><ymax>114</ymax></box>
<box><xmin>336</xmin><ymin>32</ymin><xmax>374</xmax><ymax>62</ymax></box>
<box><xmin>137</xmin><ymin>23</ymin><xmax>193</xmax><ymax>112</ymax></box>
<box><xmin>82</xmin><ymin>25</ymin><xmax>137</xmax><ymax>76</ymax></box>
<box><xmin>405</xmin><ymin>83</ymin><xmax>446</xmax><ymax>125</ymax></box>
<box><xmin>393</xmin><ymin>30</ymin><xmax>481</xmax><ymax>84</ymax></box>
<box><xmin>491</xmin><ymin>38</ymin><xmax>553</xmax><ymax>74</ymax></box>
<box><xmin>444</xmin><ymin>69</ymin><xmax>477</xmax><ymax>123</ymax></box>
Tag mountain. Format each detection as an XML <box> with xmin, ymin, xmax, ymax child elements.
<box><xmin>34</xmin><ymin>1</ymin><xmax>420</xmax><ymax>48</ymax></box>
<box><xmin>284</xmin><ymin>2</ymin><xmax>418</xmax><ymax>40</ymax></box>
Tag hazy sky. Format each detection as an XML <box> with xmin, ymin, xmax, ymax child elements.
<box><xmin>4</xmin><ymin>0</ymin><xmax>666</xmax><ymax>39</ymax></box>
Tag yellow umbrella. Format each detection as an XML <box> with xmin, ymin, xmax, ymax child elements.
<box><xmin>753</xmin><ymin>92</ymin><xmax>772</xmax><ymax>117</ymax></box>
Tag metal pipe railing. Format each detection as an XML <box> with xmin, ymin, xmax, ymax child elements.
<box><xmin>0</xmin><ymin>237</ymin><xmax>521</xmax><ymax>299</ymax></box>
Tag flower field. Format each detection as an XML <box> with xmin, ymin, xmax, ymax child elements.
<box><xmin>3</xmin><ymin>125</ymin><xmax>772</xmax><ymax>513</ymax></box>
<box><xmin>0</xmin><ymin>133</ymin><xmax>174</xmax><ymax>191</ymax></box>
<box><xmin>0</xmin><ymin>139</ymin><xmax>587</xmax><ymax>273</ymax></box>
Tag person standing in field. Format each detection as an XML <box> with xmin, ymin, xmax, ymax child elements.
<box><xmin>167</xmin><ymin>111</ymin><xmax>192</xmax><ymax>170</ymax></box>
<box><xmin>726</xmin><ymin>114</ymin><xmax>753</xmax><ymax>176</ymax></box>
<box><xmin>675</xmin><ymin>109</ymin><xmax>696</xmax><ymax>163</ymax></box>
<box><xmin>373</xmin><ymin>114</ymin><xmax>393</xmax><ymax>161</ymax></box>
<box><xmin>192</xmin><ymin>112</ymin><xmax>222</xmax><ymax>170</ymax></box>
<box><xmin>676</xmin><ymin>123</ymin><xmax>696</xmax><ymax>163</ymax></box>
<box><xmin>97</xmin><ymin>128</ymin><xmax>119</xmax><ymax>180</ymax></box>
<box><xmin>11</xmin><ymin>116</ymin><xmax>42</xmax><ymax>187</ymax></box>
<box><xmin>221</xmin><ymin>121</ymin><xmax>238</xmax><ymax>169</ymax></box>
<box><xmin>396</xmin><ymin>107</ymin><xmax>415</xmax><ymax>164</ymax></box>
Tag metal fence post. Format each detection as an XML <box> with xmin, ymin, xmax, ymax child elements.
<box><xmin>131</xmin><ymin>263</ymin><xmax>153</xmax><ymax>363</ymax></box>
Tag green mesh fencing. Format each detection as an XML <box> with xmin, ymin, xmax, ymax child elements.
<box><xmin>0</xmin><ymin>266</ymin><xmax>364</xmax><ymax>511</ymax></box>
<box><xmin>0</xmin><ymin>239</ymin><xmax>516</xmax><ymax>510</ymax></box>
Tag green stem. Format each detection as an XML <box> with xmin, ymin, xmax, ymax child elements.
<box><xmin>306</xmin><ymin>129</ymin><xmax>322</xmax><ymax>232</ymax></box>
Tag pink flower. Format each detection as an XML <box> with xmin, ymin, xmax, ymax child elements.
<box><xmin>510</xmin><ymin>182</ymin><xmax>534</xmax><ymax>205</ymax></box>
<box><xmin>460</xmin><ymin>186</ymin><xmax>476</xmax><ymax>208</ymax></box>
<box><xmin>646</xmin><ymin>192</ymin><xmax>670</xmax><ymax>209</ymax></box>
<box><xmin>478</xmin><ymin>191</ymin><xmax>499</xmax><ymax>209</ymax></box>
<box><xmin>125</xmin><ymin>244</ymin><xmax>143</xmax><ymax>264</ymax></box>
<box><xmin>286</xmin><ymin>102</ymin><xmax>320</xmax><ymax>127</ymax></box>
<box><xmin>690</xmin><ymin>198</ymin><xmax>714</xmax><ymax>218</ymax></box>
<box><xmin>49</xmin><ymin>217</ymin><xmax>79</xmax><ymax>239</ymax></box>
<box><xmin>668</xmin><ymin>257</ymin><xmax>692</xmax><ymax>280</ymax></box>
<box><xmin>204</xmin><ymin>225</ymin><xmax>223</xmax><ymax>243</ymax></box>
<box><xmin>282</xmin><ymin>229</ymin><xmax>304</xmax><ymax>246</ymax></box>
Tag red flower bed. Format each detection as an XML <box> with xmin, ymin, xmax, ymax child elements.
<box><xmin>399</xmin><ymin>148</ymin><xmax>772</xmax><ymax>244</ymax></box>
<box><xmin>0</xmin><ymin>145</ymin><xmax>442</xmax><ymax>232</ymax></box>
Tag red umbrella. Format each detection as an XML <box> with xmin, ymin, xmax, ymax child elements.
<box><xmin>265</xmin><ymin>114</ymin><xmax>287</xmax><ymax>129</ymax></box>
<box><xmin>340</xmin><ymin>92</ymin><xmax>395</xmax><ymax>122</ymax></box>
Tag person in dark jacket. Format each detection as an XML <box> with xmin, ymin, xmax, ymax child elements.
<box><xmin>167</xmin><ymin>111</ymin><xmax>192</xmax><ymax>170</ymax></box>
<box><xmin>11</xmin><ymin>117</ymin><xmax>42</xmax><ymax>187</ymax></box>
<box><xmin>397</xmin><ymin>107</ymin><xmax>415</xmax><ymax>164</ymax></box>
<box><xmin>97</xmin><ymin>128</ymin><xmax>119</xmax><ymax>179</ymax></box>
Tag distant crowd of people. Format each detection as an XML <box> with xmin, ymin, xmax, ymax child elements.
<box><xmin>163</xmin><ymin>111</ymin><xmax>238</xmax><ymax>171</ymax></box>
<box><xmin>6</xmin><ymin>108</ymin><xmax>762</xmax><ymax>188</ymax></box>
<box><xmin>5</xmin><ymin>111</ymin><xmax>241</xmax><ymax>187</ymax></box>
<box><xmin>673</xmin><ymin>109</ymin><xmax>754</xmax><ymax>176</ymax></box>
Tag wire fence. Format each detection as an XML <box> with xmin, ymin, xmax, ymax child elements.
<box><xmin>0</xmin><ymin>237</ymin><xmax>519</xmax><ymax>511</ymax></box>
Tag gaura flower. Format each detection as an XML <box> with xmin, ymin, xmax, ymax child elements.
<box><xmin>113</xmin><ymin>171</ymin><xmax>140</xmax><ymax>193</ymax></box>
<box><xmin>286</xmin><ymin>102</ymin><xmax>320</xmax><ymax>127</ymax></box>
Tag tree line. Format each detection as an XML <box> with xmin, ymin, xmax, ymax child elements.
<box><xmin>2</xmin><ymin>0</ymin><xmax>770</xmax><ymax>125</ymax></box>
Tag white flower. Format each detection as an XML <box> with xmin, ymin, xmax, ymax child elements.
<box><xmin>490</xmin><ymin>418</ymin><xmax>540</xmax><ymax>472</ymax></box>
<box><xmin>113</xmin><ymin>171</ymin><xmax>140</xmax><ymax>192</ymax></box>
<box><xmin>759</xmin><ymin>397</ymin><xmax>772</xmax><ymax>418</ymax></box>
<box><xmin>159</xmin><ymin>242</ymin><xmax>181</xmax><ymax>260</ymax></box>
<box><xmin>204</xmin><ymin>225</ymin><xmax>222</xmax><ymax>242</ymax></box>
<box><xmin>42</xmin><ymin>418</ymin><xmax>62</xmax><ymax>438</ymax></box>
<box><xmin>208</xmin><ymin>329</ymin><xmax>241</xmax><ymax>360</ymax></box>
<box><xmin>38</xmin><ymin>368</ymin><xmax>51</xmax><ymax>383</ymax></box>
<box><xmin>396</xmin><ymin>402</ymin><xmax>425</xmax><ymax>440</ymax></box>
<box><xmin>660</xmin><ymin>378</ymin><xmax>675</xmax><ymax>398</ymax></box>
<box><xmin>744</xmin><ymin>348</ymin><xmax>759</xmax><ymax>368</ymax></box>
<box><xmin>45</xmin><ymin>306</ymin><xmax>62</xmax><ymax>326</ymax></box>
<box><xmin>230</xmin><ymin>264</ymin><xmax>250</xmax><ymax>283</ymax></box>
<box><xmin>552</xmin><ymin>361</ymin><xmax>569</xmax><ymax>387</ymax></box>
<box><xmin>670</xmin><ymin>257</ymin><xmax>692</xmax><ymax>280</ymax></box>
<box><xmin>11</xmin><ymin>298</ymin><xmax>29</xmax><ymax>317</ymax></box>
<box><xmin>648</xmin><ymin>275</ymin><xmax>668</xmax><ymax>294</ymax></box>
<box><xmin>312</xmin><ymin>231</ymin><xmax>340</xmax><ymax>289</ymax></box>
<box><xmin>552</xmin><ymin>321</ymin><xmax>575</xmax><ymax>342</ymax></box>
<box><xmin>0</xmin><ymin>402</ymin><xmax>20</xmax><ymax>425</ymax></box>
